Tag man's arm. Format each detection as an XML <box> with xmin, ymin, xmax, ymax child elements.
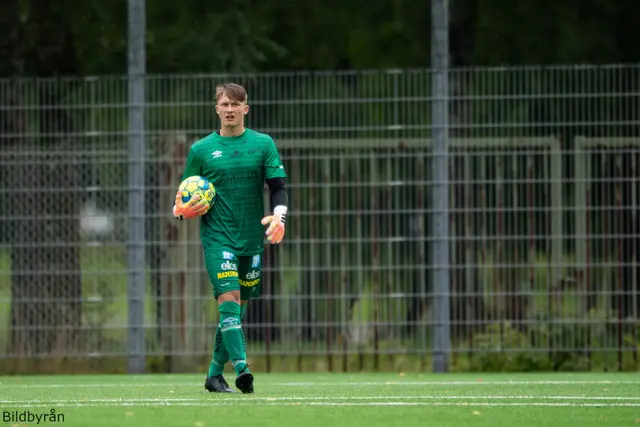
<box><xmin>266</xmin><ymin>177</ymin><xmax>288</xmax><ymax>212</ymax></box>
<box><xmin>173</xmin><ymin>145</ymin><xmax>208</xmax><ymax>220</ymax></box>
<box><xmin>180</xmin><ymin>145</ymin><xmax>203</xmax><ymax>182</ymax></box>
<box><xmin>261</xmin><ymin>139</ymin><xmax>288</xmax><ymax>243</ymax></box>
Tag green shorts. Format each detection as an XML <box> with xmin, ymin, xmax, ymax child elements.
<box><xmin>204</xmin><ymin>250</ymin><xmax>263</xmax><ymax>300</ymax></box>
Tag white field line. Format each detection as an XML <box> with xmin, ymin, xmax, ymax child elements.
<box><xmin>2</xmin><ymin>395</ymin><xmax>640</xmax><ymax>405</ymax></box>
<box><xmin>1</xmin><ymin>379</ymin><xmax>639</xmax><ymax>388</ymax></box>
<box><xmin>275</xmin><ymin>380</ymin><xmax>640</xmax><ymax>387</ymax></box>
<box><xmin>1</xmin><ymin>401</ymin><xmax>639</xmax><ymax>408</ymax></box>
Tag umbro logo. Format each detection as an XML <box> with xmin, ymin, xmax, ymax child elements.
<box><xmin>212</xmin><ymin>150</ymin><xmax>223</xmax><ymax>158</ymax></box>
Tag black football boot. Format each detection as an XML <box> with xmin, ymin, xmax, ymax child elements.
<box><xmin>205</xmin><ymin>375</ymin><xmax>234</xmax><ymax>393</ymax></box>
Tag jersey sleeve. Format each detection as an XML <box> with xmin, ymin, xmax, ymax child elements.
<box><xmin>181</xmin><ymin>146</ymin><xmax>203</xmax><ymax>182</ymax></box>
<box><xmin>264</xmin><ymin>138</ymin><xmax>287</xmax><ymax>180</ymax></box>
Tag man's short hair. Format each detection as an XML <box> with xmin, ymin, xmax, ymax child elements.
<box><xmin>215</xmin><ymin>83</ymin><xmax>248</xmax><ymax>103</ymax></box>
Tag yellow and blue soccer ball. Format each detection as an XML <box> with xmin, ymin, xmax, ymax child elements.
<box><xmin>179</xmin><ymin>175</ymin><xmax>216</xmax><ymax>210</ymax></box>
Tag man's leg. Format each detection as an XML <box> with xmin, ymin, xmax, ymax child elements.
<box><xmin>218</xmin><ymin>290</ymin><xmax>253</xmax><ymax>393</ymax></box>
<box><xmin>208</xmin><ymin>325</ymin><xmax>228</xmax><ymax>378</ymax></box>
<box><xmin>231</xmin><ymin>253</ymin><xmax>262</xmax><ymax>389</ymax></box>
<box><xmin>208</xmin><ymin>302</ymin><xmax>247</xmax><ymax>378</ymax></box>
<box><xmin>204</xmin><ymin>251</ymin><xmax>241</xmax><ymax>393</ymax></box>
<box><xmin>240</xmin><ymin>302</ymin><xmax>248</xmax><ymax>319</ymax></box>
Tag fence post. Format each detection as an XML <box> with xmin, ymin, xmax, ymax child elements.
<box><xmin>127</xmin><ymin>0</ymin><xmax>146</xmax><ymax>374</ymax></box>
<box><xmin>431</xmin><ymin>0</ymin><xmax>451</xmax><ymax>373</ymax></box>
<box><xmin>550</xmin><ymin>139</ymin><xmax>564</xmax><ymax>290</ymax></box>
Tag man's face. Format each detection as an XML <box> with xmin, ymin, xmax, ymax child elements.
<box><xmin>215</xmin><ymin>93</ymin><xmax>249</xmax><ymax>128</ymax></box>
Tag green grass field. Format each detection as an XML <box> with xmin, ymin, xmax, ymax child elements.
<box><xmin>1</xmin><ymin>373</ymin><xmax>639</xmax><ymax>427</ymax></box>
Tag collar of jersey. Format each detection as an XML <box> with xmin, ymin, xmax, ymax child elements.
<box><xmin>215</xmin><ymin>129</ymin><xmax>247</xmax><ymax>140</ymax></box>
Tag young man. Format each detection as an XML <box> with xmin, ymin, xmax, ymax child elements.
<box><xmin>172</xmin><ymin>83</ymin><xmax>288</xmax><ymax>394</ymax></box>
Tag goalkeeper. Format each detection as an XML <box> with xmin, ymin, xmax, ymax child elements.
<box><xmin>173</xmin><ymin>83</ymin><xmax>288</xmax><ymax>394</ymax></box>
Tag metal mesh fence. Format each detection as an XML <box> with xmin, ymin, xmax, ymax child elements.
<box><xmin>0</xmin><ymin>65</ymin><xmax>638</xmax><ymax>373</ymax></box>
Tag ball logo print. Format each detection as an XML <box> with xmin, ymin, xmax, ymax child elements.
<box><xmin>246</xmin><ymin>271</ymin><xmax>260</xmax><ymax>280</ymax></box>
<box><xmin>220</xmin><ymin>261</ymin><xmax>237</xmax><ymax>271</ymax></box>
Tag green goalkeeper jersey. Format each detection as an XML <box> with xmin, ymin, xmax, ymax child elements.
<box><xmin>180</xmin><ymin>128</ymin><xmax>287</xmax><ymax>256</ymax></box>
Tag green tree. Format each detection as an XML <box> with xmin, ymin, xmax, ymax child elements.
<box><xmin>470</xmin><ymin>0</ymin><xmax>640</xmax><ymax>65</ymax></box>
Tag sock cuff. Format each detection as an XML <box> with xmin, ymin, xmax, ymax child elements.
<box><xmin>219</xmin><ymin>301</ymin><xmax>241</xmax><ymax>316</ymax></box>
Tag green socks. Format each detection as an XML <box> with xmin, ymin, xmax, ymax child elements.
<box><xmin>207</xmin><ymin>324</ymin><xmax>228</xmax><ymax>377</ymax></box>
<box><xmin>208</xmin><ymin>303</ymin><xmax>248</xmax><ymax>377</ymax></box>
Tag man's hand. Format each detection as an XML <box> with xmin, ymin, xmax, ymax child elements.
<box><xmin>173</xmin><ymin>191</ymin><xmax>209</xmax><ymax>220</ymax></box>
<box><xmin>261</xmin><ymin>205</ymin><xmax>287</xmax><ymax>244</ymax></box>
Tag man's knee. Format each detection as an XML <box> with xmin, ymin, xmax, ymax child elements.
<box><xmin>217</xmin><ymin>290</ymin><xmax>241</xmax><ymax>304</ymax></box>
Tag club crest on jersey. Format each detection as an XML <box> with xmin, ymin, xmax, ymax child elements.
<box><xmin>222</xmin><ymin>251</ymin><xmax>236</xmax><ymax>260</ymax></box>
<box><xmin>251</xmin><ymin>255</ymin><xmax>260</xmax><ymax>268</ymax></box>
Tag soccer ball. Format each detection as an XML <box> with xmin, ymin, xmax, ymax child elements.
<box><xmin>179</xmin><ymin>175</ymin><xmax>216</xmax><ymax>210</ymax></box>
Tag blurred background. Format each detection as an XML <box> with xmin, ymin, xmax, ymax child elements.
<box><xmin>1</xmin><ymin>0</ymin><xmax>639</xmax><ymax>375</ymax></box>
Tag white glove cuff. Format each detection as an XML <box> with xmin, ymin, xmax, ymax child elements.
<box><xmin>274</xmin><ymin>205</ymin><xmax>287</xmax><ymax>222</ymax></box>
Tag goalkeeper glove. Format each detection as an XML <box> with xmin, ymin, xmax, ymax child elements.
<box><xmin>261</xmin><ymin>205</ymin><xmax>287</xmax><ymax>244</ymax></box>
<box><xmin>173</xmin><ymin>191</ymin><xmax>209</xmax><ymax>220</ymax></box>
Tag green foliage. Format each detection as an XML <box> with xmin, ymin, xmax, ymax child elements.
<box><xmin>465</xmin><ymin>316</ymin><xmax>639</xmax><ymax>373</ymax></box>
<box><xmin>472</xmin><ymin>0</ymin><xmax>628</xmax><ymax>65</ymax></box>
<box><xmin>459</xmin><ymin>253</ymin><xmax>639</xmax><ymax>373</ymax></box>
<box><xmin>466</xmin><ymin>323</ymin><xmax>553</xmax><ymax>372</ymax></box>
<box><xmin>9</xmin><ymin>0</ymin><xmax>640</xmax><ymax>76</ymax></box>
<box><xmin>146</xmin><ymin>0</ymin><xmax>286</xmax><ymax>73</ymax></box>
